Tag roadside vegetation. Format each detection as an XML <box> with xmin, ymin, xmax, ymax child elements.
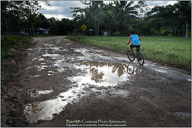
<box><xmin>1</xmin><ymin>35</ymin><xmax>32</xmax><ymax>127</ymax></box>
<box><xmin>1</xmin><ymin>35</ymin><xmax>32</xmax><ymax>60</ymax></box>
<box><xmin>68</xmin><ymin>36</ymin><xmax>191</xmax><ymax>71</ymax></box>
<box><xmin>1</xmin><ymin>35</ymin><xmax>32</xmax><ymax>90</ymax></box>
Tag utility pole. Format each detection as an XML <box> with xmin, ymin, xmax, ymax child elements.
<box><xmin>186</xmin><ymin>22</ymin><xmax>188</xmax><ymax>38</ymax></box>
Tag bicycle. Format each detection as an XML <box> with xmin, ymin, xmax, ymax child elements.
<box><xmin>127</xmin><ymin>45</ymin><xmax>144</xmax><ymax>66</ymax></box>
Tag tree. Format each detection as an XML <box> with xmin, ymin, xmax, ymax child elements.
<box><xmin>144</xmin><ymin>1</ymin><xmax>191</xmax><ymax>36</ymax></box>
<box><xmin>1</xmin><ymin>1</ymin><xmax>47</xmax><ymax>32</ymax></box>
<box><xmin>71</xmin><ymin>0</ymin><xmax>144</xmax><ymax>36</ymax></box>
<box><xmin>174</xmin><ymin>1</ymin><xmax>191</xmax><ymax>38</ymax></box>
<box><xmin>34</xmin><ymin>13</ymin><xmax>49</xmax><ymax>29</ymax></box>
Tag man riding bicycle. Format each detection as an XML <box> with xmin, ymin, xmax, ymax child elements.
<box><xmin>127</xmin><ymin>30</ymin><xmax>141</xmax><ymax>54</ymax></box>
<box><xmin>127</xmin><ymin>31</ymin><xmax>144</xmax><ymax>65</ymax></box>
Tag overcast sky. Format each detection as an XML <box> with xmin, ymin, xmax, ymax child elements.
<box><xmin>39</xmin><ymin>1</ymin><xmax>178</xmax><ymax>20</ymax></box>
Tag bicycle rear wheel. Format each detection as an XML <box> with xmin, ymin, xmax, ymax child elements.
<box><xmin>127</xmin><ymin>50</ymin><xmax>135</xmax><ymax>62</ymax></box>
<box><xmin>137</xmin><ymin>52</ymin><xmax>144</xmax><ymax>66</ymax></box>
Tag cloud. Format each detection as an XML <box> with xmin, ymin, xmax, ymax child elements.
<box><xmin>38</xmin><ymin>1</ymin><xmax>178</xmax><ymax>20</ymax></box>
<box><xmin>146</xmin><ymin>1</ymin><xmax>178</xmax><ymax>8</ymax></box>
<box><xmin>49</xmin><ymin>1</ymin><xmax>87</xmax><ymax>8</ymax></box>
<box><xmin>43</xmin><ymin>14</ymin><xmax>73</xmax><ymax>20</ymax></box>
<box><xmin>39</xmin><ymin>1</ymin><xmax>87</xmax><ymax>20</ymax></box>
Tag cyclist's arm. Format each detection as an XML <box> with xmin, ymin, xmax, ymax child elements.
<box><xmin>127</xmin><ymin>37</ymin><xmax>131</xmax><ymax>45</ymax></box>
<box><xmin>139</xmin><ymin>37</ymin><xmax>141</xmax><ymax>41</ymax></box>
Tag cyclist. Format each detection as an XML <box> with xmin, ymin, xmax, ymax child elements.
<box><xmin>127</xmin><ymin>30</ymin><xmax>141</xmax><ymax>55</ymax></box>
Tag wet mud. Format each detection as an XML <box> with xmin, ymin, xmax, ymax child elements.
<box><xmin>2</xmin><ymin>36</ymin><xmax>191</xmax><ymax>127</ymax></box>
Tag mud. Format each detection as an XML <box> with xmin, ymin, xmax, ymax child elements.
<box><xmin>1</xmin><ymin>36</ymin><xmax>191</xmax><ymax>127</ymax></box>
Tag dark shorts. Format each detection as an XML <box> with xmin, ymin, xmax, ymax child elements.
<box><xmin>130</xmin><ymin>44</ymin><xmax>140</xmax><ymax>52</ymax></box>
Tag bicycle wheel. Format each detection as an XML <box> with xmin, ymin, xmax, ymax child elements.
<box><xmin>137</xmin><ymin>52</ymin><xmax>144</xmax><ymax>66</ymax></box>
<box><xmin>127</xmin><ymin>50</ymin><xmax>135</xmax><ymax>62</ymax></box>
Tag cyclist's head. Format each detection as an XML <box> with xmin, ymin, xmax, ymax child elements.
<box><xmin>131</xmin><ymin>31</ymin><xmax>135</xmax><ymax>35</ymax></box>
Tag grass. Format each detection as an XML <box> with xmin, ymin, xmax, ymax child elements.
<box><xmin>1</xmin><ymin>35</ymin><xmax>32</xmax><ymax>60</ymax></box>
<box><xmin>67</xmin><ymin>36</ymin><xmax>191</xmax><ymax>71</ymax></box>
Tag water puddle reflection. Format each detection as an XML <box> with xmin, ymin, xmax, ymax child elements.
<box><xmin>174</xmin><ymin>112</ymin><xmax>191</xmax><ymax>119</ymax></box>
<box><xmin>70</xmin><ymin>62</ymin><xmax>141</xmax><ymax>87</ymax></box>
<box><xmin>153</xmin><ymin>68</ymin><xmax>168</xmax><ymax>73</ymax></box>
<box><xmin>45</xmin><ymin>44</ymin><xmax>68</xmax><ymax>52</ymax></box>
<box><xmin>42</xmin><ymin>53</ymin><xmax>63</xmax><ymax>60</ymax></box>
<box><xmin>28</xmin><ymin>89</ymin><xmax>53</xmax><ymax>98</ymax></box>
<box><xmin>24</xmin><ymin>62</ymin><xmax>141</xmax><ymax>123</ymax></box>
<box><xmin>26</xmin><ymin>64</ymin><xmax>48</xmax><ymax>71</ymax></box>
<box><xmin>24</xmin><ymin>84</ymin><xmax>88</xmax><ymax>123</ymax></box>
<box><xmin>29</xmin><ymin>75</ymin><xmax>40</xmax><ymax>78</ymax></box>
<box><xmin>110</xmin><ymin>90</ymin><xmax>130</xmax><ymax>98</ymax></box>
<box><xmin>54</xmin><ymin>60</ymin><xmax>73</xmax><ymax>68</ymax></box>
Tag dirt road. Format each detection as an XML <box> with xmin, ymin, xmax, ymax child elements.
<box><xmin>2</xmin><ymin>36</ymin><xmax>191</xmax><ymax>127</ymax></box>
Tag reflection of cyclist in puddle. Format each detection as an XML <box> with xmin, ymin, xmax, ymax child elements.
<box><xmin>126</xmin><ymin>65</ymin><xmax>140</xmax><ymax>75</ymax></box>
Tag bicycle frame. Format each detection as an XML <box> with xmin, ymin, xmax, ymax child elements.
<box><xmin>130</xmin><ymin>47</ymin><xmax>140</xmax><ymax>57</ymax></box>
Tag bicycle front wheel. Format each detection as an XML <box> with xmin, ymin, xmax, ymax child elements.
<box><xmin>127</xmin><ymin>50</ymin><xmax>135</xmax><ymax>62</ymax></box>
<box><xmin>137</xmin><ymin>52</ymin><xmax>144</xmax><ymax>66</ymax></box>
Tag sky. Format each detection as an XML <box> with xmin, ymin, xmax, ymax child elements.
<box><xmin>39</xmin><ymin>1</ymin><xmax>178</xmax><ymax>20</ymax></box>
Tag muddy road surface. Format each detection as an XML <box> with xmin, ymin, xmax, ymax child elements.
<box><xmin>4</xmin><ymin>36</ymin><xmax>191</xmax><ymax>127</ymax></box>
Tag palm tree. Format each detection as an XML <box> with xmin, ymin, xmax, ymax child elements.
<box><xmin>102</xmin><ymin>1</ymin><xmax>138</xmax><ymax>34</ymax></box>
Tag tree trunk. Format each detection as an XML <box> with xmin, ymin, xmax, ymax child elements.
<box><xmin>186</xmin><ymin>21</ymin><xmax>188</xmax><ymax>38</ymax></box>
<box><xmin>94</xmin><ymin>20</ymin><xmax>97</xmax><ymax>35</ymax></box>
<box><xmin>97</xmin><ymin>21</ymin><xmax>100</xmax><ymax>36</ymax></box>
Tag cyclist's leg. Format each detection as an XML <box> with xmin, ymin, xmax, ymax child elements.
<box><xmin>135</xmin><ymin>45</ymin><xmax>140</xmax><ymax>57</ymax></box>
<box><xmin>136</xmin><ymin>45</ymin><xmax>142</xmax><ymax>60</ymax></box>
<box><xmin>136</xmin><ymin>45</ymin><xmax>140</xmax><ymax>52</ymax></box>
<box><xmin>130</xmin><ymin>44</ymin><xmax>134</xmax><ymax>54</ymax></box>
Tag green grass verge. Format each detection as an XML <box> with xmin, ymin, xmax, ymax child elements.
<box><xmin>1</xmin><ymin>35</ymin><xmax>32</xmax><ymax>60</ymax></box>
<box><xmin>67</xmin><ymin>36</ymin><xmax>191</xmax><ymax>71</ymax></box>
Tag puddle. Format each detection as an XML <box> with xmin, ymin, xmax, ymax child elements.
<box><xmin>58</xmin><ymin>67</ymin><xmax>65</xmax><ymax>73</ymax></box>
<box><xmin>42</xmin><ymin>53</ymin><xmax>63</xmax><ymax>60</ymax></box>
<box><xmin>24</xmin><ymin>62</ymin><xmax>140</xmax><ymax>123</ymax></box>
<box><xmin>110</xmin><ymin>90</ymin><xmax>130</xmax><ymax>98</ymax></box>
<box><xmin>29</xmin><ymin>75</ymin><xmax>40</xmax><ymax>78</ymax></box>
<box><xmin>74</xmin><ymin>48</ymin><xmax>125</xmax><ymax>62</ymax></box>
<box><xmin>52</xmin><ymin>59</ymin><xmax>74</xmax><ymax>72</ymax></box>
<box><xmin>174</xmin><ymin>112</ymin><xmax>191</xmax><ymax>119</ymax></box>
<box><xmin>151</xmin><ymin>67</ymin><xmax>168</xmax><ymax>73</ymax></box>
<box><xmin>66</xmin><ymin>43</ymin><xmax>72</xmax><ymax>46</ymax></box>
<box><xmin>75</xmin><ymin>48</ymin><xmax>103</xmax><ymax>55</ymax></box>
<box><xmin>27</xmin><ymin>48</ymin><xmax>34</xmax><ymax>51</ymax></box>
<box><xmin>54</xmin><ymin>60</ymin><xmax>73</xmax><ymax>68</ymax></box>
<box><xmin>39</xmin><ymin>58</ymin><xmax>45</xmax><ymax>61</ymax></box>
<box><xmin>24</xmin><ymin>84</ymin><xmax>89</xmax><ymax>123</ymax></box>
<box><xmin>26</xmin><ymin>64</ymin><xmax>48</xmax><ymax>71</ymax></box>
<box><xmin>28</xmin><ymin>47</ymin><xmax>43</xmax><ymax>52</ymax></box>
<box><xmin>74</xmin><ymin>48</ymin><xmax>90</xmax><ymax>55</ymax></box>
<box><xmin>35</xmin><ymin>47</ymin><xmax>43</xmax><ymax>52</ymax></box>
<box><xmin>44</xmin><ymin>44</ymin><xmax>54</xmax><ymax>47</ymax></box>
<box><xmin>114</xmin><ymin>57</ymin><xmax>129</xmax><ymax>61</ymax></box>
<box><xmin>74</xmin><ymin>48</ymin><xmax>108</xmax><ymax>60</ymax></box>
<box><xmin>28</xmin><ymin>89</ymin><xmax>53</xmax><ymax>98</ymax></box>
<box><xmin>37</xmin><ymin>64</ymin><xmax>48</xmax><ymax>71</ymax></box>
<box><xmin>44</xmin><ymin>44</ymin><xmax>68</xmax><ymax>52</ymax></box>
<box><xmin>32</xmin><ymin>57</ymin><xmax>39</xmax><ymax>61</ymax></box>
<box><xmin>69</xmin><ymin>62</ymin><xmax>141</xmax><ymax>87</ymax></box>
<box><xmin>48</xmin><ymin>71</ymin><xmax>55</xmax><ymax>76</ymax></box>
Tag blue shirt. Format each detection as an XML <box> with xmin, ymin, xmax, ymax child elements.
<box><xmin>130</xmin><ymin>34</ymin><xmax>140</xmax><ymax>45</ymax></box>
